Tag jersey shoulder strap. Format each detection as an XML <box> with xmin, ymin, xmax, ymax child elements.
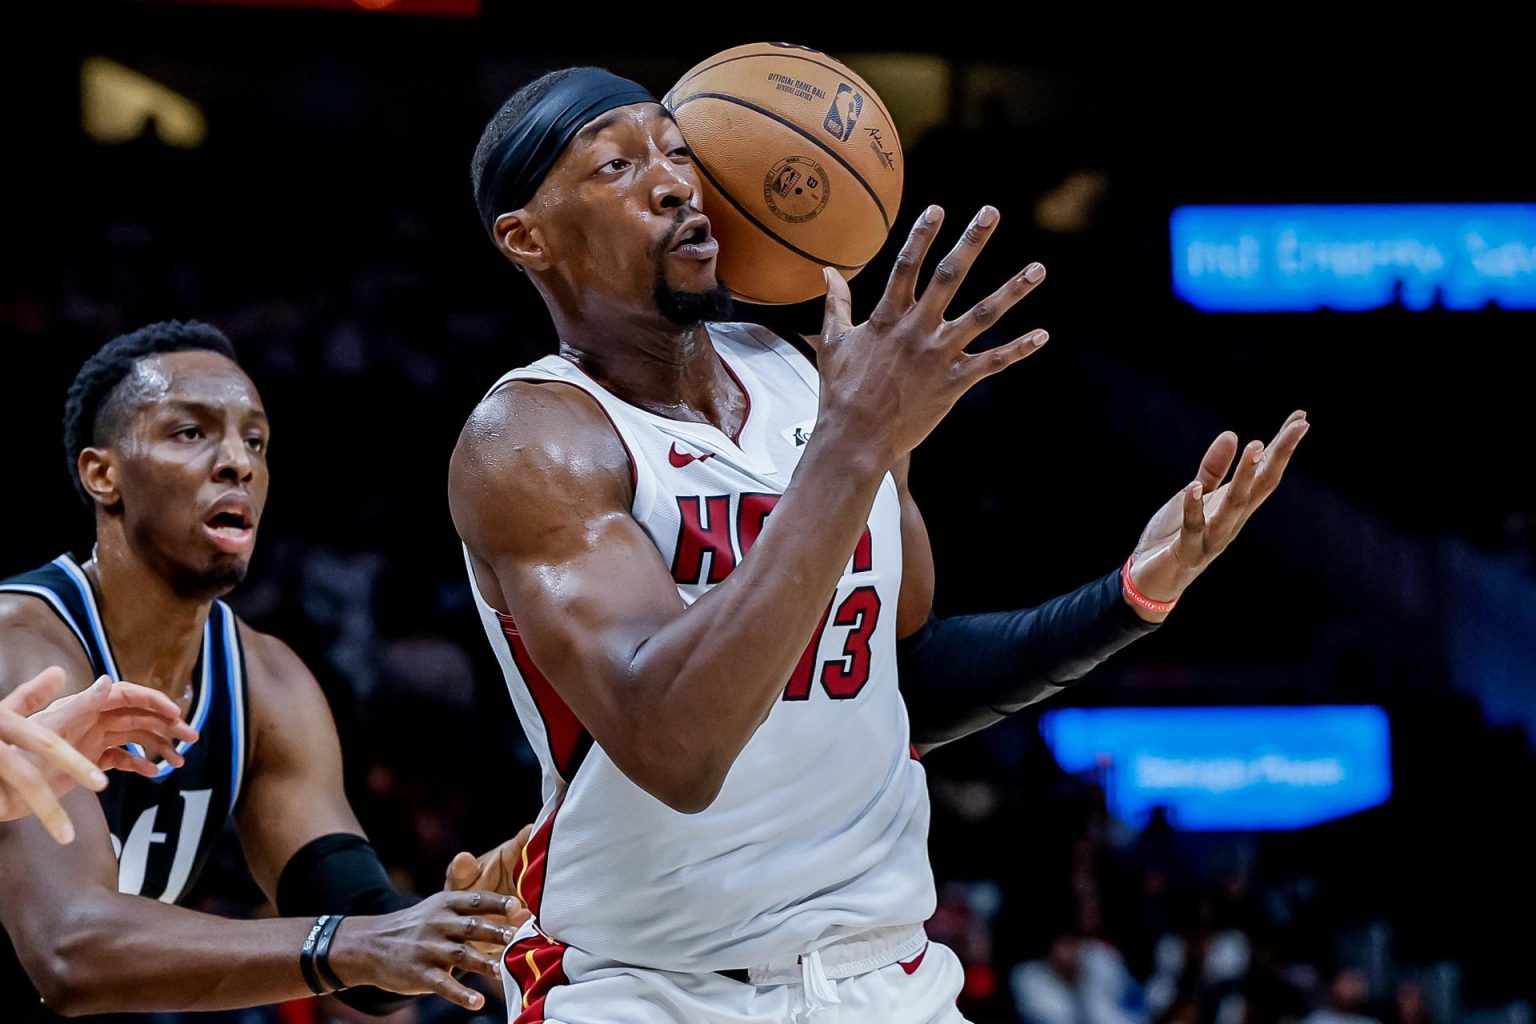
<box><xmin>0</xmin><ymin>555</ymin><xmax>113</xmax><ymax>677</ymax></box>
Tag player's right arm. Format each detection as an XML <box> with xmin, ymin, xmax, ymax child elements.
<box><xmin>0</xmin><ymin>601</ymin><xmax>512</xmax><ymax>1016</ymax></box>
<box><xmin>450</xmin><ymin>204</ymin><xmax>1048</xmax><ymax>814</ymax></box>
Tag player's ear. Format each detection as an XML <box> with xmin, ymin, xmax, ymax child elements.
<box><xmin>494</xmin><ymin>210</ymin><xmax>550</xmax><ymax>274</ymax></box>
<box><xmin>78</xmin><ymin>447</ymin><xmax>121</xmax><ymax>510</ymax></box>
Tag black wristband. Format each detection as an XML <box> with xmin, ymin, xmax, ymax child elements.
<box><xmin>314</xmin><ymin>913</ymin><xmax>348</xmax><ymax>993</ymax></box>
<box><xmin>299</xmin><ymin>915</ymin><xmax>331</xmax><ymax>995</ymax></box>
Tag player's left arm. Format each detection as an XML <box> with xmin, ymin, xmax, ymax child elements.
<box><xmin>234</xmin><ymin>626</ymin><xmax>369</xmax><ymax>898</ymax></box>
<box><xmin>235</xmin><ymin>626</ymin><xmax>527</xmax><ymax>1013</ymax></box>
<box><xmin>895</xmin><ymin>412</ymin><xmax>1309</xmax><ymax>752</ymax></box>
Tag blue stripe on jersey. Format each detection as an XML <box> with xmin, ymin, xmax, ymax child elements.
<box><xmin>123</xmin><ymin>615</ymin><xmax>215</xmax><ymax>778</ymax></box>
<box><xmin>219</xmin><ymin>604</ymin><xmax>247</xmax><ymax>814</ymax></box>
<box><xmin>51</xmin><ymin>555</ymin><xmax>121</xmax><ymax>679</ymax></box>
<box><xmin>47</xmin><ymin>555</ymin><xmax>214</xmax><ymax>780</ymax></box>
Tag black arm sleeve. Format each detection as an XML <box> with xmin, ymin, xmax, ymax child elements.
<box><xmin>276</xmin><ymin>833</ymin><xmax>420</xmax><ymax>1016</ymax></box>
<box><xmin>898</xmin><ymin>564</ymin><xmax>1162</xmax><ymax>748</ymax></box>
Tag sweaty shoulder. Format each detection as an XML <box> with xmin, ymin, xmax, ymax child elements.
<box><xmin>448</xmin><ymin>378</ymin><xmax>634</xmax><ymax>547</ymax></box>
<box><xmin>0</xmin><ymin>593</ymin><xmax>96</xmax><ymax>698</ymax></box>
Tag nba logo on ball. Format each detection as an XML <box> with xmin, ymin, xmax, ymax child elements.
<box><xmin>664</xmin><ymin>42</ymin><xmax>904</xmax><ymax>305</ymax></box>
<box><xmin>823</xmin><ymin>84</ymin><xmax>863</xmax><ymax>142</ymax></box>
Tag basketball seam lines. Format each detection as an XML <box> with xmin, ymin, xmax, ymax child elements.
<box><xmin>687</xmin><ymin>154</ymin><xmax>864</xmax><ymax>275</ymax></box>
<box><xmin>674</xmin><ymin>91</ymin><xmax>893</xmax><ymax>231</ymax></box>
<box><xmin>667</xmin><ymin>51</ymin><xmax>902</xmax><ymax>143</ymax></box>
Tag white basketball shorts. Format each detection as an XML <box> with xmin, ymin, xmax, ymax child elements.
<box><xmin>500</xmin><ymin>920</ymin><xmax>972</xmax><ymax>1024</ymax></box>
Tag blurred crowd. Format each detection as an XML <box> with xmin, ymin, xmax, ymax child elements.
<box><xmin>3</xmin><ymin>35</ymin><xmax>1535</xmax><ymax>1024</ymax></box>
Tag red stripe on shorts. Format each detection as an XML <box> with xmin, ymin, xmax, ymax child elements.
<box><xmin>504</xmin><ymin>933</ymin><xmax>570</xmax><ymax>1024</ymax></box>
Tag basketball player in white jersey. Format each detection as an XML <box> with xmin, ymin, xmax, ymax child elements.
<box><xmin>451</xmin><ymin>67</ymin><xmax>1308</xmax><ymax>1024</ymax></box>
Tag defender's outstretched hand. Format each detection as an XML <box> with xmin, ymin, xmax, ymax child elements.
<box><xmin>816</xmin><ymin>204</ymin><xmax>1051</xmax><ymax>463</ymax></box>
<box><xmin>445</xmin><ymin>823</ymin><xmax>534</xmax><ymax>910</ymax></box>
<box><xmin>327</xmin><ymin>890</ymin><xmax>523</xmax><ymax>1011</ymax></box>
<box><xmin>1</xmin><ymin>669</ymin><xmax>197</xmax><ymax>843</ymax></box>
<box><xmin>1127</xmin><ymin>411</ymin><xmax>1311</xmax><ymax>613</ymax></box>
<box><xmin>444</xmin><ymin>824</ymin><xmax>534</xmax><ymax>957</ymax></box>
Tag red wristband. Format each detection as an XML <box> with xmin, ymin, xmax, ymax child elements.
<box><xmin>1122</xmin><ymin>554</ymin><xmax>1178</xmax><ymax>614</ymax></box>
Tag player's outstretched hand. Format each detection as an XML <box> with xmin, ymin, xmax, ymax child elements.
<box><xmin>445</xmin><ymin>824</ymin><xmax>534</xmax><ymax>955</ymax></box>
<box><xmin>30</xmin><ymin>674</ymin><xmax>199</xmax><ymax>778</ymax></box>
<box><xmin>0</xmin><ymin>669</ymin><xmax>196</xmax><ymax>842</ymax></box>
<box><xmin>1127</xmin><ymin>411</ymin><xmax>1311</xmax><ymax>612</ymax></box>
<box><xmin>445</xmin><ymin>822</ymin><xmax>533</xmax><ymax>906</ymax></box>
<box><xmin>328</xmin><ymin>890</ymin><xmax>524</xmax><ymax>1011</ymax></box>
<box><xmin>816</xmin><ymin>204</ymin><xmax>1050</xmax><ymax>464</ymax></box>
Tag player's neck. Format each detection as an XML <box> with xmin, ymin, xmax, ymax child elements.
<box><xmin>558</xmin><ymin>318</ymin><xmax>744</xmax><ymax>435</ymax></box>
<box><xmin>83</xmin><ymin>539</ymin><xmax>211</xmax><ymax>708</ymax></box>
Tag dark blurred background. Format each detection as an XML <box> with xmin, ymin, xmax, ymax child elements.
<box><xmin>3</xmin><ymin>6</ymin><xmax>1533</xmax><ymax>1024</ymax></box>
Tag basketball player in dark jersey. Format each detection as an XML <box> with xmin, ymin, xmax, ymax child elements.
<box><xmin>0</xmin><ymin>665</ymin><xmax>195</xmax><ymax>843</ymax></box>
<box><xmin>0</xmin><ymin>321</ymin><xmax>529</xmax><ymax>1021</ymax></box>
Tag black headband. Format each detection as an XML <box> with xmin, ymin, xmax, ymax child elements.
<box><xmin>476</xmin><ymin>68</ymin><xmax>658</xmax><ymax>236</ymax></box>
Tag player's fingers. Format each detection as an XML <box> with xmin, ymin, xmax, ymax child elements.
<box><xmin>1208</xmin><ymin>440</ymin><xmax>1264</xmax><ymax>536</ymax></box>
<box><xmin>1273</xmin><ymin>408</ymin><xmax>1308</xmax><ymax>435</ymax></box>
<box><xmin>455</xmin><ymin>915</ymin><xmax>519</xmax><ymax>947</ymax></box>
<box><xmin>105</xmin><ymin>731</ymin><xmax>187</xmax><ymax>767</ymax></box>
<box><xmin>444</xmin><ymin>890</ymin><xmax>519</xmax><ymax>917</ymax></box>
<box><xmin>0</xmin><ymin>710</ymin><xmax>105</xmax><ymax>792</ymax></box>
<box><xmin>1195</xmin><ymin>432</ymin><xmax>1239</xmax><ymax>494</ymax></box>
<box><xmin>871</xmin><ymin>205</ymin><xmax>943</xmax><ymax>325</ymax></box>
<box><xmin>423</xmin><ymin>968</ymin><xmax>486</xmax><ymax>1011</ymax></box>
<box><xmin>0</xmin><ymin>668</ymin><xmax>67</xmax><ymax>716</ymax></box>
<box><xmin>819</xmin><ymin>268</ymin><xmax>854</xmax><ymax>340</ymax></box>
<box><xmin>1250</xmin><ymin>414</ymin><xmax>1310</xmax><ymax>504</ymax></box>
<box><xmin>501</xmin><ymin>823</ymin><xmax>533</xmax><ymax>879</ymax></box>
<box><xmin>1174</xmin><ymin>483</ymin><xmax>1208</xmax><ymax>564</ymax></box>
<box><xmin>442</xmin><ymin>940</ymin><xmax>502</xmax><ymax>980</ymax></box>
<box><xmin>499</xmin><ymin>826</ymin><xmax>533</xmax><ymax>868</ymax></box>
<box><xmin>916</xmin><ymin>205</ymin><xmax>1000</xmax><ymax>322</ymax></box>
<box><xmin>96</xmin><ymin>746</ymin><xmax>159</xmax><ymax>777</ymax></box>
<box><xmin>100</xmin><ymin>681</ymin><xmax>185</xmax><ymax>719</ymax></box>
<box><xmin>102</xmin><ymin>718</ymin><xmax>199</xmax><ymax>749</ymax></box>
<box><xmin>0</xmin><ymin>741</ymin><xmax>75</xmax><ymax>843</ymax></box>
<box><xmin>944</xmin><ymin>261</ymin><xmax>1046</xmax><ymax>350</ymax></box>
<box><xmin>458</xmin><ymin>945</ymin><xmax>503</xmax><ymax>981</ymax></box>
<box><xmin>444</xmin><ymin>851</ymin><xmax>480</xmax><ymax>892</ymax></box>
<box><xmin>957</xmin><ymin>329</ymin><xmax>1049</xmax><ymax>386</ymax></box>
<box><xmin>101</xmin><ymin>710</ymin><xmax>197</xmax><ymax>743</ymax></box>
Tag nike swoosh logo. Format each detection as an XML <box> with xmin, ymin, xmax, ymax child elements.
<box><xmin>668</xmin><ymin>443</ymin><xmax>717</xmax><ymax>468</ymax></box>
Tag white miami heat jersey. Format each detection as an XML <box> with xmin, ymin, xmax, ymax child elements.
<box><xmin>466</xmin><ymin>321</ymin><xmax>934</xmax><ymax>972</ymax></box>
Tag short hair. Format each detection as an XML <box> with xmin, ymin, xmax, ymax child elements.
<box><xmin>62</xmin><ymin>319</ymin><xmax>239</xmax><ymax>505</ymax></box>
<box><xmin>470</xmin><ymin>66</ymin><xmax>594</xmax><ymax>236</ymax></box>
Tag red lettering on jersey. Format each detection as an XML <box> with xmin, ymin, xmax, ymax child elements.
<box><xmin>782</xmin><ymin>600</ymin><xmax>834</xmax><ymax>701</ymax></box>
<box><xmin>820</xmin><ymin>586</ymin><xmax>882</xmax><ymax>699</ymax></box>
<box><xmin>737</xmin><ymin>493</ymin><xmax>780</xmax><ymax>558</ymax></box>
<box><xmin>852</xmin><ymin>527</ymin><xmax>873</xmax><ymax>573</ymax></box>
<box><xmin>671</xmin><ymin>495</ymin><xmax>736</xmax><ymax>584</ymax></box>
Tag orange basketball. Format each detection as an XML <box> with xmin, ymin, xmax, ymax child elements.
<box><xmin>664</xmin><ymin>42</ymin><xmax>904</xmax><ymax>305</ymax></box>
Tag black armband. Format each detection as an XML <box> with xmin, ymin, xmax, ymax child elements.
<box><xmin>277</xmin><ymin>833</ymin><xmax>419</xmax><ymax>1016</ymax></box>
<box><xmin>898</xmin><ymin>565</ymin><xmax>1161</xmax><ymax>748</ymax></box>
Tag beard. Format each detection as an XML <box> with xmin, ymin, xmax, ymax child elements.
<box><xmin>168</xmin><ymin>558</ymin><xmax>249</xmax><ymax>601</ymax></box>
<box><xmin>654</xmin><ymin>274</ymin><xmax>735</xmax><ymax>326</ymax></box>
